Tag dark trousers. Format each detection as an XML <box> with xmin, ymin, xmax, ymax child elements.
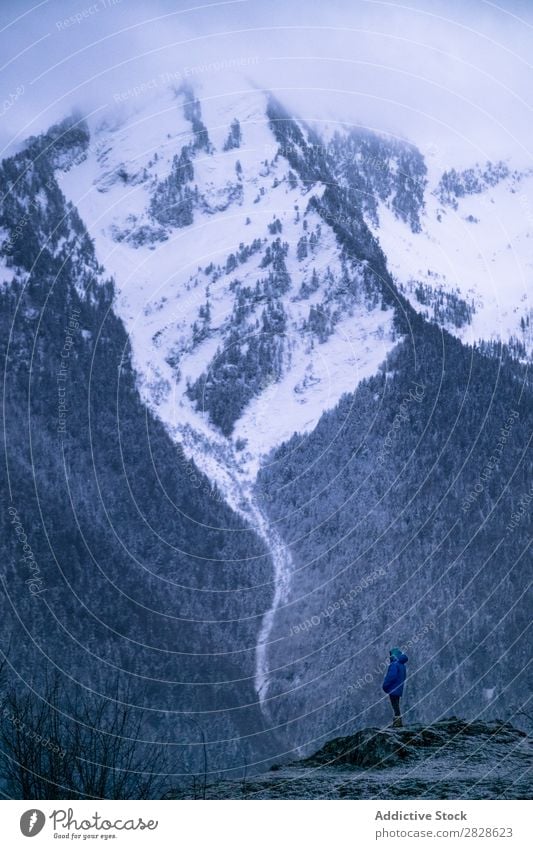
<box><xmin>389</xmin><ymin>694</ymin><xmax>401</xmax><ymax>717</ymax></box>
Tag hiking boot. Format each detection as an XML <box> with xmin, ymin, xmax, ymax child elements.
<box><xmin>392</xmin><ymin>717</ymin><xmax>403</xmax><ymax>728</ymax></box>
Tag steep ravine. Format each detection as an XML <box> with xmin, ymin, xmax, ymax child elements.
<box><xmin>173</xmin><ymin>420</ymin><xmax>294</xmax><ymax>717</ymax></box>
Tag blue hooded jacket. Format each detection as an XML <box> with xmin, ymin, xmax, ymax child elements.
<box><xmin>382</xmin><ymin>650</ymin><xmax>408</xmax><ymax>696</ymax></box>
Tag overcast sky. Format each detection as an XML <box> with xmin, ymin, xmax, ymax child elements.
<box><xmin>1</xmin><ymin>0</ymin><xmax>532</xmax><ymax>165</ymax></box>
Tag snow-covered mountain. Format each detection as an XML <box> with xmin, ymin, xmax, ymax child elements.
<box><xmin>61</xmin><ymin>84</ymin><xmax>532</xmax><ymax>466</ymax></box>
<box><xmin>58</xmin><ymin>85</ymin><xmax>401</xmax><ymax>711</ymax></box>
<box><xmin>1</xmin><ymin>79</ymin><xmax>531</xmax><ymax>771</ymax></box>
<box><xmin>60</xmin><ymin>84</ymin><xmax>397</xmax><ymax>478</ymax></box>
<box><xmin>58</xmin><ymin>80</ymin><xmax>533</xmax><ymax>481</ymax></box>
<box><xmin>55</xmin><ymin>80</ymin><xmax>532</xmax><ymax>720</ymax></box>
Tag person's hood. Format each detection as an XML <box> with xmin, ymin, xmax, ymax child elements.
<box><xmin>390</xmin><ymin>648</ymin><xmax>408</xmax><ymax>663</ymax></box>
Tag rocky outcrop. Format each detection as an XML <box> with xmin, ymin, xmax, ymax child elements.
<box><xmin>203</xmin><ymin>719</ymin><xmax>532</xmax><ymax>799</ymax></box>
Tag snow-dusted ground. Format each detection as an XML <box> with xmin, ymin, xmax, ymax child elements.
<box><xmin>206</xmin><ymin>719</ymin><xmax>533</xmax><ymax>799</ymax></box>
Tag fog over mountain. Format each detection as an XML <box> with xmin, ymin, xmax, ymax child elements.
<box><xmin>1</xmin><ymin>0</ymin><xmax>533</xmax><ymax>164</ymax></box>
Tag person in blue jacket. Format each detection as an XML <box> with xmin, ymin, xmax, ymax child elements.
<box><xmin>382</xmin><ymin>647</ymin><xmax>408</xmax><ymax>727</ymax></box>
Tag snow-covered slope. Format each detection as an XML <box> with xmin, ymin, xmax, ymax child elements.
<box><xmin>369</xmin><ymin>157</ymin><xmax>533</xmax><ymax>355</ymax></box>
<box><xmin>60</xmin><ymin>84</ymin><xmax>396</xmax><ymax>480</ymax></box>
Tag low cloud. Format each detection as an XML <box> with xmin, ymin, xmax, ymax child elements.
<box><xmin>1</xmin><ymin>0</ymin><xmax>532</xmax><ymax>165</ymax></box>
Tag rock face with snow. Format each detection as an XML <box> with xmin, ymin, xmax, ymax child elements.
<box><xmin>1</xmin><ymin>80</ymin><xmax>531</xmax><ymax>784</ymax></box>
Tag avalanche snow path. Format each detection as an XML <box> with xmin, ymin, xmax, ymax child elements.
<box><xmin>174</xmin><ymin>419</ymin><xmax>292</xmax><ymax>713</ymax></box>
